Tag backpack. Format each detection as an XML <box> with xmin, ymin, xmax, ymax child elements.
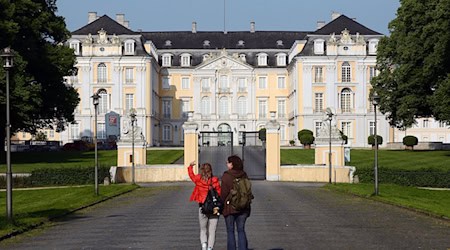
<box><xmin>201</xmin><ymin>184</ymin><xmax>223</xmax><ymax>215</ymax></box>
<box><xmin>226</xmin><ymin>173</ymin><xmax>254</xmax><ymax>211</ymax></box>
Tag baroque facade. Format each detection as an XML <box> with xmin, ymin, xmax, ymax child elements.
<box><xmin>54</xmin><ymin>12</ymin><xmax>449</xmax><ymax>148</ymax></box>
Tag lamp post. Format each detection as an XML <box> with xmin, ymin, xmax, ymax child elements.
<box><xmin>2</xmin><ymin>47</ymin><xmax>14</xmax><ymax>221</ymax></box>
<box><xmin>371</xmin><ymin>92</ymin><xmax>381</xmax><ymax>195</ymax></box>
<box><xmin>130</xmin><ymin>109</ymin><xmax>137</xmax><ymax>185</ymax></box>
<box><xmin>91</xmin><ymin>91</ymin><xmax>100</xmax><ymax>195</ymax></box>
<box><xmin>326</xmin><ymin>108</ymin><xmax>334</xmax><ymax>184</ymax></box>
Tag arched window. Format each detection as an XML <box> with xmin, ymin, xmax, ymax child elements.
<box><xmin>257</xmin><ymin>53</ymin><xmax>268</xmax><ymax>66</ymax></box>
<box><xmin>201</xmin><ymin>96</ymin><xmax>210</xmax><ymax>116</ymax></box>
<box><xmin>162</xmin><ymin>54</ymin><xmax>172</xmax><ymax>67</ymax></box>
<box><xmin>97</xmin><ymin>63</ymin><xmax>107</xmax><ymax>83</ymax></box>
<box><xmin>219</xmin><ymin>96</ymin><xmax>228</xmax><ymax>118</ymax></box>
<box><xmin>341</xmin><ymin>61</ymin><xmax>351</xmax><ymax>82</ymax></box>
<box><xmin>237</xmin><ymin>96</ymin><xmax>247</xmax><ymax>118</ymax></box>
<box><xmin>181</xmin><ymin>53</ymin><xmax>191</xmax><ymax>67</ymax></box>
<box><xmin>340</xmin><ymin>88</ymin><xmax>352</xmax><ymax>113</ymax></box>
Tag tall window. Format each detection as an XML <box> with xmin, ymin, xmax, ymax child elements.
<box><xmin>341</xmin><ymin>62</ymin><xmax>351</xmax><ymax>82</ymax></box>
<box><xmin>423</xmin><ymin>119</ymin><xmax>429</xmax><ymax>128</ymax></box>
<box><xmin>98</xmin><ymin>123</ymin><xmax>106</xmax><ymax>139</ymax></box>
<box><xmin>315</xmin><ymin>121</ymin><xmax>323</xmax><ymax>136</ymax></box>
<box><xmin>259</xmin><ymin>77</ymin><xmax>267</xmax><ymax>89</ymax></box>
<box><xmin>369</xmin><ymin>66</ymin><xmax>377</xmax><ymax>82</ymax></box>
<box><xmin>181</xmin><ymin>100</ymin><xmax>189</xmax><ymax>118</ymax></box>
<box><xmin>70</xmin><ymin>123</ymin><xmax>80</xmax><ymax>140</ymax></box>
<box><xmin>163</xmin><ymin>125</ymin><xmax>171</xmax><ymax>141</ymax></box>
<box><xmin>181</xmin><ymin>77</ymin><xmax>190</xmax><ymax>89</ymax></box>
<box><xmin>314</xmin><ymin>66</ymin><xmax>323</xmax><ymax>83</ymax></box>
<box><xmin>98</xmin><ymin>89</ymin><xmax>108</xmax><ymax>114</ymax></box>
<box><xmin>314</xmin><ymin>93</ymin><xmax>323</xmax><ymax>112</ymax></box>
<box><xmin>125</xmin><ymin>94</ymin><xmax>134</xmax><ymax>112</ymax></box>
<box><xmin>181</xmin><ymin>54</ymin><xmax>191</xmax><ymax>67</ymax></box>
<box><xmin>201</xmin><ymin>97</ymin><xmax>210</xmax><ymax>116</ymax></box>
<box><xmin>162</xmin><ymin>77</ymin><xmax>170</xmax><ymax>89</ymax></box>
<box><xmin>238</xmin><ymin>78</ymin><xmax>246</xmax><ymax>92</ymax></box>
<box><xmin>258</xmin><ymin>53</ymin><xmax>268</xmax><ymax>66</ymax></box>
<box><xmin>237</xmin><ymin>96</ymin><xmax>247</xmax><ymax>118</ymax></box>
<box><xmin>201</xmin><ymin>78</ymin><xmax>210</xmax><ymax>92</ymax></box>
<box><xmin>259</xmin><ymin>100</ymin><xmax>267</xmax><ymax>118</ymax></box>
<box><xmin>277</xmin><ymin>54</ymin><xmax>286</xmax><ymax>66</ymax></box>
<box><xmin>278</xmin><ymin>100</ymin><xmax>286</xmax><ymax>118</ymax></box>
<box><xmin>369</xmin><ymin>121</ymin><xmax>375</xmax><ymax>135</ymax></box>
<box><xmin>219</xmin><ymin>97</ymin><xmax>228</xmax><ymax>118</ymax></box>
<box><xmin>278</xmin><ymin>76</ymin><xmax>286</xmax><ymax>89</ymax></box>
<box><xmin>70</xmin><ymin>41</ymin><xmax>80</xmax><ymax>55</ymax></box>
<box><xmin>125</xmin><ymin>68</ymin><xmax>133</xmax><ymax>83</ymax></box>
<box><xmin>124</xmin><ymin>41</ymin><xmax>135</xmax><ymax>55</ymax></box>
<box><xmin>341</xmin><ymin>88</ymin><xmax>352</xmax><ymax>113</ymax></box>
<box><xmin>97</xmin><ymin>63</ymin><xmax>107</xmax><ymax>83</ymax></box>
<box><xmin>163</xmin><ymin>100</ymin><xmax>171</xmax><ymax>118</ymax></box>
<box><xmin>341</xmin><ymin>121</ymin><xmax>352</xmax><ymax>138</ymax></box>
<box><xmin>162</xmin><ymin>54</ymin><xmax>172</xmax><ymax>67</ymax></box>
<box><xmin>220</xmin><ymin>75</ymin><xmax>228</xmax><ymax>91</ymax></box>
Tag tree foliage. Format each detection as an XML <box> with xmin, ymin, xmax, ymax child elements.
<box><xmin>0</xmin><ymin>0</ymin><xmax>79</xmax><ymax>145</ymax></box>
<box><xmin>372</xmin><ymin>0</ymin><xmax>450</xmax><ymax>128</ymax></box>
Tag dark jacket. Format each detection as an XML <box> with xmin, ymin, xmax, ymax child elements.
<box><xmin>221</xmin><ymin>169</ymin><xmax>251</xmax><ymax>217</ymax></box>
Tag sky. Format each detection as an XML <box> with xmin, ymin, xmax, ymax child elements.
<box><xmin>56</xmin><ymin>0</ymin><xmax>400</xmax><ymax>35</ymax></box>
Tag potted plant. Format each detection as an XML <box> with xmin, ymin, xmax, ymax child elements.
<box><xmin>368</xmin><ymin>135</ymin><xmax>383</xmax><ymax>149</ymax></box>
<box><xmin>403</xmin><ymin>135</ymin><xmax>418</xmax><ymax>150</ymax></box>
<box><xmin>298</xmin><ymin>129</ymin><xmax>314</xmax><ymax>149</ymax></box>
<box><xmin>289</xmin><ymin>140</ymin><xmax>295</xmax><ymax>146</ymax></box>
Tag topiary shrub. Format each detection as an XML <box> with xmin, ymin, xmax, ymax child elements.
<box><xmin>258</xmin><ymin>128</ymin><xmax>266</xmax><ymax>142</ymax></box>
<box><xmin>368</xmin><ymin>135</ymin><xmax>383</xmax><ymax>147</ymax></box>
<box><xmin>298</xmin><ymin>129</ymin><xmax>315</xmax><ymax>149</ymax></box>
<box><xmin>403</xmin><ymin>135</ymin><xmax>418</xmax><ymax>150</ymax></box>
<box><xmin>289</xmin><ymin>140</ymin><xmax>295</xmax><ymax>146</ymax></box>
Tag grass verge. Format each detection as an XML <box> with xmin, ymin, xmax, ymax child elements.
<box><xmin>324</xmin><ymin>183</ymin><xmax>450</xmax><ymax>219</ymax></box>
<box><xmin>0</xmin><ymin>184</ymin><xmax>138</xmax><ymax>239</ymax></box>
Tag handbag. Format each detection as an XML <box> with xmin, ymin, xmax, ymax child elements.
<box><xmin>201</xmin><ymin>184</ymin><xmax>223</xmax><ymax>215</ymax></box>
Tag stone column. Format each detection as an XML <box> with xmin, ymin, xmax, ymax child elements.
<box><xmin>266</xmin><ymin>111</ymin><xmax>280</xmax><ymax>181</ymax></box>
<box><xmin>183</xmin><ymin>111</ymin><xmax>199</xmax><ymax>170</ymax></box>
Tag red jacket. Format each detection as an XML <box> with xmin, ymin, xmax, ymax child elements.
<box><xmin>188</xmin><ymin>165</ymin><xmax>221</xmax><ymax>203</ymax></box>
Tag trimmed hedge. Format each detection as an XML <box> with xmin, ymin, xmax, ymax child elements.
<box><xmin>368</xmin><ymin>135</ymin><xmax>383</xmax><ymax>145</ymax></box>
<box><xmin>356</xmin><ymin>168</ymin><xmax>450</xmax><ymax>188</ymax></box>
<box><xmin>403</xmin><ymin>135</ymin><xmax>418</xmax><ymax>146</ymax></box>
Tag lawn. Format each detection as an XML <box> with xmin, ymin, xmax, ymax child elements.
<box><xmin>0</xmin><ymin>149</ymin><xmax>184</xmax><ymax>173</ymax></box>
<box><xmin>0</xmin><ymin>184</ymin><xmax>138</xmax><ymax>238</ymax></box>
<box><xmin>325</xmin><ymin>183</ymin><xmax>450</xmax><ymax>219</ymax></box>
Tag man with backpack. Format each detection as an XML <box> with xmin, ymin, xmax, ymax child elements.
<box><xmin>221</xmin><ymin>155</ymin><xmax>254</xmax><ymax>250</ymax></box>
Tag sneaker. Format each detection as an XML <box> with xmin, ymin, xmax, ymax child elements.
<box><xmin>201</xmin><ymin>242</ymin><xmax>207</xmax><ymax>250</ymax></box>
<box><xmin>207</xmin><ymin>247</ymin><xmax>213</xmax><ymax>250</ymax></box>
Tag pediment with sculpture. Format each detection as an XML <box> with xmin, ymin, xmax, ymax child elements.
<box><xmin>197</xmin><ymin>49</ymin><xmax>253</xmax><ymax>71</ymax></box>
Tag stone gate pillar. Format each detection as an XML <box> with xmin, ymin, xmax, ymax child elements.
<box><xmin>117</xmin><ymin>122</ymin><xmax>146</xmax><ymax>167</ymax></box>
<box><xmin>266</xmin><ymin>111</ymin><xmax>280</xmax><ymax>181</ymax></box>
<box><xmin>183</xmin><ymin>111</ymin><xmax>199</xmax><ymax>171</ymax></box>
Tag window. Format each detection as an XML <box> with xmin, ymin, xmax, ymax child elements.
<box><xmin>98</xmin><ymin>123</ymin><xmax>106</xmax><ymax>139</ymax></box>
<box><xmin>181</xmin><ymin>54</ymin><xmax>191</xmax><ymax>67</ymax></box>
<box><xmin>257</xmin><ymin>53</ymin><xmax>267</xmax><ymax>66</ymax></box>
<box><xmin>277</xmin><ymin>54</ymin><xmax>286</xmax><ymax>66</ymax></box>
<box><xmin>162</xmin><ymin>54</ymin><xmax>172</xmax><ymax>67</ymax></box>
<box><xmin>369</xmin><ymin>66</ymin><xmax>377</xmax><ymax>81</ymax></box>
<box><xmin>162</xmin><ymin>77</ymin><xmax>170</xmax><ymax>89</ymax></box>
<box><xmin>341</xmin><ymin>121</ymin><xmax>352</xmax><ymax>138</ymax></box>
<box><xmin>125</xmin><ymin>68</ymin><xmax>133</xmax><ymax>83</ymax></box>
<box><xmin>49</xmin><ymin>130</ymin><xmax>55</xmax><ymax>138</ymax></box>
<box><xmin>438</xmin><ymin>121</ymin><xmax>447</xmax><ymax>128</ymax></box>
<box><xmin>341</xmin><ymin>88</ymin><xmax>352</xmax><ymax>113</ymax></box>
<box><xmin>181</xmin><ymin>77</ymin><xmax>190</xmax><ymax>89</ymax></box>
<box><xmin>280</xmin><ymin>125</ymin><xmax>286</xmax><ymax>141</ymax></box>
<box><xmin>237</xmin><ymin>97</ymin><xmax>247</xmax><ymax>118</ymax></box>
<box><xmin>259</xmin><ymin>77</ymin><xmax>267</xmax><ymax>89</ymax></box>
<box><xmin>181</xmin><ymin>100</ymin><xmax>190</xmax><ymax>118</ymax></box>
<box><xmin>201</xmin><ymin>78</ymin><xmax>210</xmax><ymax>92</ymax></box>
<box><xmin>70</xmin><ymin>41</ymin><xmax>80</xmax><ymax>55</ymax></box>
<box><xmin>314</xmin><ymin>66</ymin><xmax>323</xmax><ymax>83</ymax></box>
<box><xmin>368</xmin><ymin>39</ymin><xmax>378</xmax><ymax>55</ymax></box>
<box><xmin>125</xmin><ymin>94</ymin><xmax>134</xmax><ymax>112</ymax></box>
<box><xmin>259</xmin><ymin>100</ymin><xmax>267</xmax><ymax>118</ymax></box>
<box><xmin>163</xmin><ymin>100</ymin><xmax>171</xmax><ymax>118</ymax></box>
<box><xmin>278</xmin><ymin>100</ymin><xmax>286</xmax><ymax>118</ymax></box>
<box><xmin>124</xmin><ymin>40</ymin><xmax>135</xmax><ymax>55</ymax></box>
<box><xmin>369</xmin><ymin>121</ymin><xmax>375</xmax><ymax>135</ymax></box>
<box><xmin>163</xmin><ymin>125</ymin><xmax>172</xmax><ymax>141</ymax></box>
<box><xmin>97</xmin><ymin>63</ymin><xmax>107</xmax><ymax>83</ymax></box>
<box><xmin>239</xmin><ymin>54</ymin><xmax>246</xmax><ymax>62</ymax></box>
<box><xmin>314</xmin><ymin>39</ymin><xmax>324</xmax><ymax>55</ymax></box>
<box><xmin>70</xmin><ymin>123</ymin><xmax>80</xmax><ymax>140</ymax></box>
<box><xmin>238</xmin><ymin>78</ymin><xmax>246</xmax><ymax>92</ymax></box>
<box><xmin>219</xmin><ymin>97</ymin><xmax>228</xmax><ymax>118</ymax></box>
<box><xmin>315</xmin><ymin>121</ymin><xmax>323</xmax><ymax>136</ymax></box>
<box><xmin>98</xmin><ymin>89</ymin><xmax>108</xmax><ymax>114</ymax></box>
<box><xmin>278</xmin><ymin>76</ymin><xmax>286</xmax><ymax>89</ymax></box>
<box><xmin>423</xmin><ymin>119</ymin><xmax>429</xmax><ymax>128</ymax></box>
<box><xmin>314</xmin><ymin>93</ymin><xmax>323</xmax><ymax>112</ymax></box>
<box><xmin>201</xmin><ymin>97</ymin><xmax>210</xmax><ymax>116</ymax></box>
<box><xmin>219</xmin><ymin>75</ymin><xmax>228</xmax><ymax>91</ymax></box>
<box><xmin>341</xmin><ymin>62</ymin><xmax>351</xmax><ymax>82</ymax></box>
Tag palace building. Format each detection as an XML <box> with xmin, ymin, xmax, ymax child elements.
<box><xmin>40</xmin><ymin>12</ymin><xmax>447</xmax><ymax>148</ymax></box>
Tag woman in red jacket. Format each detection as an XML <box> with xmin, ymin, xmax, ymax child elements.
<box><xmin>188</xmin><ymin>161</ymin><xmax>221</xmax><ymax>250</ymax></box>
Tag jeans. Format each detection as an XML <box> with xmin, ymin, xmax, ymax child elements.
<box><xmin>225</xmin><ymin>212</ymin><xmax>248</xmax><ymax>250</ymax></box>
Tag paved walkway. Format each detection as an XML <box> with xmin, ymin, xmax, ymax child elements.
<box><xmin>2</xmin><ymin>181</ymin><xmax>450</xmax><ymax>249</ymax></box>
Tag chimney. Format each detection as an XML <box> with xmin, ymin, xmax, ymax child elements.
<box><xmin>331</xmin><ymin>11</ymin><xmax>341</xmax><ymax>20</ymax></box>
<box><xmin>316</xmin><ymin>21</ymin><xmax>326</xmax><ymax>30</ymax></box>
<box><xmin>250</xmin><ymin>22</ymin><xmax>255</xmax><ymax>33</ymax></box>
<box><xmin>88</xmin><ymin>12</ymin><xmax>97</xmax><ymax>24</ymax></box>
<box><xmin>123</xmin><ymin>21</ymin><xmax>129</xmax><ymax>28</ymax></box>
<box><xmin>116</xmin><ymin>14</ymin><xmax>125</xmax><ymax>25</ymax></box>
<box><xmin>192</xmin><ymin>21</ymin><xmax>197</xmax><ymax>33</ymax></box>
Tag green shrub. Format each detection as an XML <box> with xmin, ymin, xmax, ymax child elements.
<box><xmin>297</xmin><ymin>129</ymin><xmax>313</xmax><ymax>138</ymax></box>
<box><xmin>403</xmin><ymin>135</ymin><xmax>418</xmax><ymax>146</ymax></box>
<box><xmin>355</xmin><ymin>168</ymin><xmax>450</xmax><ymax>188</ymax></box>
<box><xmin>0</xmin><ymin>175</ymin><xmax>32</xmax><ymax>189</ymax></box>
<box><xmin>299</xmin><ymin>134</ymin><xmax>315</xmax><ymax>146</ymax></box>
<box><xmin>289</xmin><ymin>140</ymin><xmax>295</xmax><ymax>146</ymax></box>
<box><xmin>258</xmin><ymin>128</ymin><xmax>266</xmax><ymax>142</ymax></box>
<box><xmin>29</xmin><ymin>166</ymin><xmax>111</xmax><ymax>186</ymax></box>
<box><xmin>368</xmin><ymin>135</ymin><xmax>383</xmax><ymax>145</ymax></box>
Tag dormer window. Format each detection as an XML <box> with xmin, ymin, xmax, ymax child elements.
<box><xmin>276</xmin><ymin>40</ymin><xmax>284</xmax><ymax>48</ymax></box>
<box><xmin>203</xmin><ymin>40</ymin><xmax>210</xmax><ymax>48</ymax></box>
<box><xmin>368</xmin><ymin>39</ymin><xmax>379</xmax><ymax>55</ymax></box>
<box><xmin>237</xmin><ymin>40</ymin><xmax>245</xmax><ymax>48</ymax></box>
<box><xmin>314</xmin><ymin>39</ymin><xmax>325</xmax><ymax>55</ymax></box>
<box><xmin>124</xmin><ymin>39</ymin><xmax>135</xmax><ymax>55</ymax></box>
<box><xmin>276</xmin><ymin>53</ymin><xmax>286</xmax><ymax>66</ymax></box>
<box><xmin>164</xmin><ymin>40</ymin><xmax>172</xmax><ymax>47</ymax></box>
<box><xmin>162</xmin><ymin>53</ymin><xmax>172</xmax><ymax>67</ymax></box>
<box><xmin>69</xmin><ymin>40</ymin><xmax>81</xmax><ymax>55</ymax></box>
<box><xmin>257</xmin><ymin>53</ymin><xmax>268</xmax><ymax>66</ymax></box>
<box><xmin>239</xmin><ymin>54</ymin><xmax>246</xmax><ymax>62</ymax></box>
<box><xmin>202</xmin><ymin>54</ymin><xmax>210</xmax><ymax>62</ymax></box>
<box><xmin>181</xmin><ymin>53</ymin><xmax>191</xmax><ymax>67</ymax></box>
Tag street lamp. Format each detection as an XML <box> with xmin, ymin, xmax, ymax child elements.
<box><xmin>326</xmin><ymin>108</ymin><xmax>334</xmax><ymax>184</ymax></box>
<box><xmin>2</xmin><ymin>47</ymin><xmax>14</xmax><ymax>221</ymax></box>
<box><xmin>91</xmin><ymin>91</ymin><xmax>101</xmax><ymax>195</ymax></box>
<box><xmin>371</xmin><ymin>92</ymin><xmax>381</xmax><ymax>195</ymax></box>
<box><xmin>130</xmin><ymin>108</ymin><xmax>137</xmax><ymax>185</ymax></box>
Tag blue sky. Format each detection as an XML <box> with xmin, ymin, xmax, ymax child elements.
<box><xmin>57</xmin><ymin>0</ymin><xmax>400</xmax><ymax>35</ymax></box>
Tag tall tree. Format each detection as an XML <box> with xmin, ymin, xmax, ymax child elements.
<box><xmin>372</xmin><ymin>0</ymin><xmax>450</xmax><ymax>128</ymax></box>
<box><xmin>0</xmin><ymin>0</ymin><xmax>79</xmax><ymax>151</ymax></box>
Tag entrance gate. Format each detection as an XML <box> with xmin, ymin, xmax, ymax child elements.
<box><xmin>241</xmin><ymin>131</ymin><xmax>266</xmax><ymax>180</ymax></box>
<box><xmin>198</xmin><ymin>132</ymin><xmax>233</xmax><ymax>177</ymax></box>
